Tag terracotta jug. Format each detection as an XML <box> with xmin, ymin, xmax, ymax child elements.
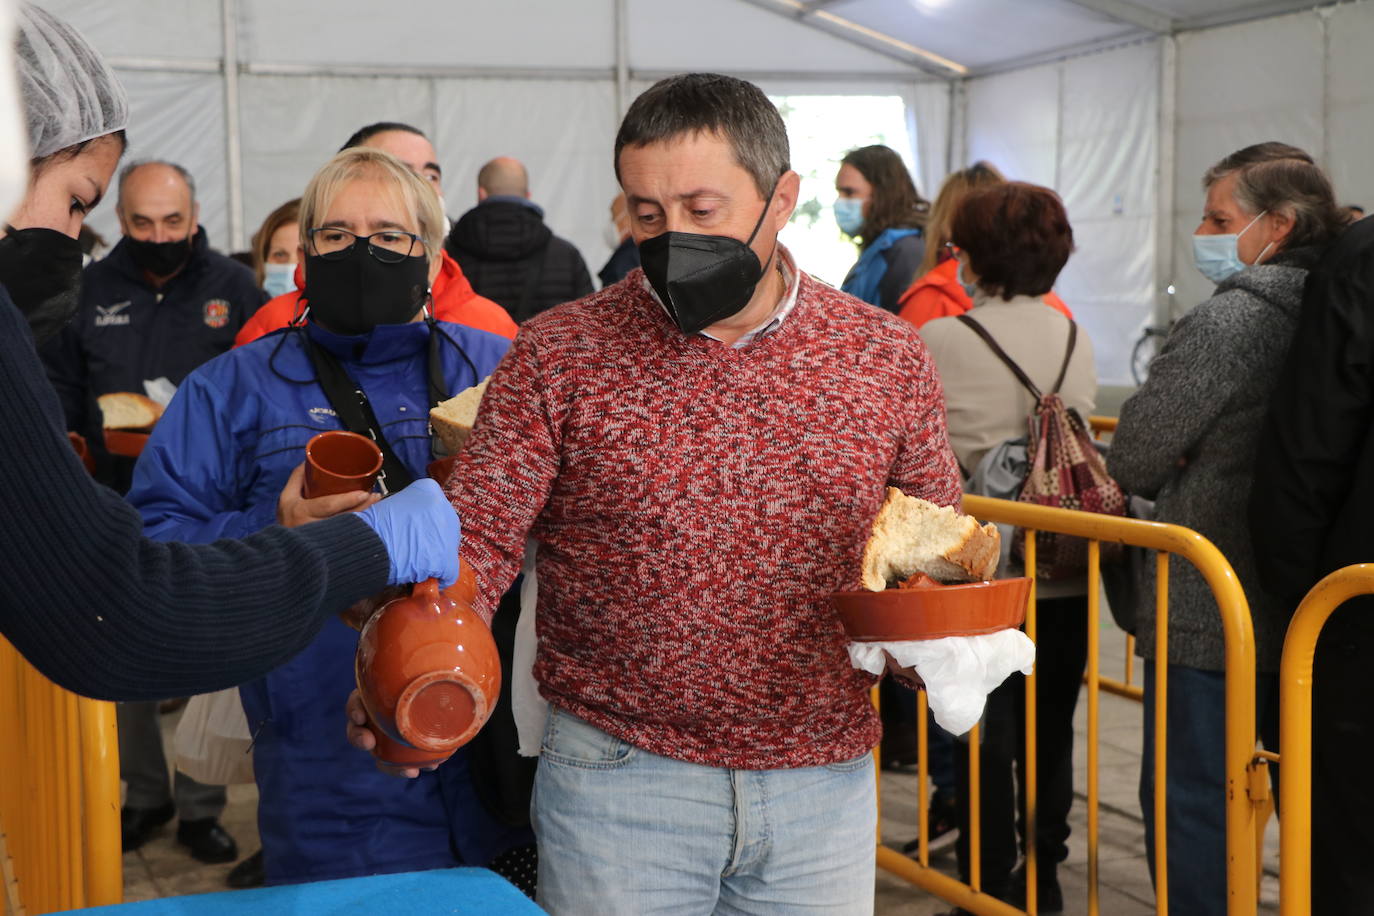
<box><xmin>355</xmin><ymin>577</ymin><xmax>500</xmax><ymax>768</ymax></box>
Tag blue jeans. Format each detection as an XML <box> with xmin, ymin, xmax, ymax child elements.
<box><xmin>1139</xmin><ymin>664</ymin><xmax>1278</xmax><ymax>916</ymax></box>
<box><xmin>532</xmin><ymin>707</ymin><xmax>877</xmax><ymax>915</ymax></box>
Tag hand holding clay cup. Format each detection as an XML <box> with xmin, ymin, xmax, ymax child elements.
<box><xmin>354</xmin><ymin>578</ymin><xmax>500</xmax><ymax>770</ymax></box>
<box><xmin>303</xmin><ymin>430</ymin><xmax>384</xmax><ymax>498</ymax></box>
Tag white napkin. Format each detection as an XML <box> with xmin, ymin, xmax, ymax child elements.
<box><xmin>512</xmin><ymin>539</ymin><xmax>549</xmax><ymax>756</ymax></box>
<box><xmin>142</xmin><ymin>376</ymin><xmax>177</xmax><ymax>407</ymax></box>
<box><xmin>848</xmin><ymin>630</ymin><xmax>1036</xmax><ymax>735</ymax></box>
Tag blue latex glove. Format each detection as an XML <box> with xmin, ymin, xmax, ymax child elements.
<box><xmin>356</xmin><ymin>478</ymin><xmax>461</xmax><ymax>588</ymax></box>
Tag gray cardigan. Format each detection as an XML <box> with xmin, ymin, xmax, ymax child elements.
<box><xmin>1107</xmin><ymin>247</ymin><xmax>1319</xmax><ymax>673</ymax></box>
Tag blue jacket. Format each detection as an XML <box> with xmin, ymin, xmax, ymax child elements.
<box><xmin>128</xmin><ymin>319</ymin><xmax>529</xmax><ymax>885</ymax></box>
<box><xmin>42</xmin><ymin>228</ymin><xmax>268</xmax><ymax>492</ymax></box>
<box><xmin>841</xmin><ymin>227</ymin><xmax>924</xmax><ymax>314</ymax></box>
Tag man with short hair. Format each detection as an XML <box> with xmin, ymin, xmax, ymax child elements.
<box><xmin>234</xmin><ymin>122</ymin><xmax>516</xmax><ymax>345</ymax></box>
<box><xmin>350</xmin><ymin>72</ymin><xmax>962</xmax><ymax>913</ymax></box>
<box><xmin>42</xmin><ymin>158</ymin><xmax>265</xmax><ymax>866</ymax></box>
<box><xmin>445</xmin><ymin>155</ymin><xmax>594</xmax><ymax>323</ymax></box>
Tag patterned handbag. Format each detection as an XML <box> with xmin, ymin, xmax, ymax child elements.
<box><xmin>956</xmin><ymin>314</ymin><xmax>1127</xmax><ymax>579</ymax></box>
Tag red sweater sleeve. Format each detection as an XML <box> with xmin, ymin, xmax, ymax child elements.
<box><xmin>446</xmin><ymin>330</ymin><xmax>562</xmax><ymax>622</ymax></box>
<box><xmin>890</xmin><ymin>334</ymin><xmax>963</xmax><ymax>509</ymax></box>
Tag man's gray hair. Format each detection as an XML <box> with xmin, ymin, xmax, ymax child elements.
<box><xmin>1205</xmin><ymin>142</ymin><xmax>1348</xmax><ymax>251</ymax></box>
<box><xmin>117</xmin><ymin>159</ymin><xmax>196</xmax><ymax>205</ymax></box>
<box><xmin>614</xmin><ymin>73</ymin><xmax>789</xmax><ymax>199</ymax></box>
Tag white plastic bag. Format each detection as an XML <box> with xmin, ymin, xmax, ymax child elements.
<box><xmin>174</xmin><ymin>687</ymin><xmax>255</xmax><ymax>785</ymax></box>
<box><xmin>848</xmin><ymin>629</ymin><xmax>1036</xmax><ymax>736</ymax></box>
<box><xmin>512</xmin><ymin>539</ymin><xmax>549</xmax><ymax>756</ymax></box>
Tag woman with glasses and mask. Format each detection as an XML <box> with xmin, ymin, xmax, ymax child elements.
<box><xmin>0</xmin><ymin>5</ymin><xmax>460</xmax><ymax>702</ymax></box>
<box><xmin>126</xmin><ymin>147</ymin><xmax>530</xmax><ymax>887</ymax></box>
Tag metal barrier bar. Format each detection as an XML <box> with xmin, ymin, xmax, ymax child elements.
<box><xmin>944</xmin><ymin>496</ymin><xmax>1258</xmax><ymax>916</ymax></box>
<box><xmin>1023</xmin><ymin>531</ymin><xmax>1039</xmax><ymax>915</ymax></box>
<box><xmin>1154</xmin><ymin>554</ymin><xmax>1169</xmax><ymax>916</ymax></box>
<box><xmin>1086</xmin><ymin>540</ymin><xmax>1102</xmax><ymax>916</ymax></box>
<box><xmin>0</xmin><ymin>636</ymin><xmax>122</xmax><ymax>914</ymax></box>
<box><xmin>1278</xmin><ymin>563</ymin><xmax>1374</xmax><ymax>916</ymax></box>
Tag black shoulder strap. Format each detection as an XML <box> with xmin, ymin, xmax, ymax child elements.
<box><xmin>301</xmin><ymin>333</ymin><xmax>414</xmax><ymax>495</ymax></box>
<box><xmin>956</xmin><ymin>314</ymin><xmax>1041</xmax><ymax>399</ymax></box>
<box><xmin>956</xmin><ymin>313</ymin><xmax>1078</xmax><ymax>397</ymax></box>
<box><xmin>1051</xmin><ymin>321</ymin><xmax>1078</xmax><ymax>396</ymax></box>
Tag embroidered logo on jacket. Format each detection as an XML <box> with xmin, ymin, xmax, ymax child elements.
<box><xmin>93</xmin><ymin>301</ymin><xmax>131</xmax><ymax>327</ymax></box>
<box><xmin>203</xmin><ymin>299</ymin><xmax>231</xmax><ymax>329</ymax></box>
<box><xmin>308</xmin><ymin>407</ymin><xmax>338</xmax><ymax>425</ymax></box>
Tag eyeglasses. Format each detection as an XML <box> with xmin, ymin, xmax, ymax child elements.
<box><xmin>307</xmin><ymin>227</ymin><xmax>424</xmax><ymax>263</ymax></box>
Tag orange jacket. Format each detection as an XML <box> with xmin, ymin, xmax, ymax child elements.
<box><xmin>897</xmin><ymin>257</ymin><xmax>1073</xmax><ymax>329</ymax></box>
<box><xmin>234</xmin><ymin>250</ymin><xmax>518</xmax><ymax>346</ymax></box>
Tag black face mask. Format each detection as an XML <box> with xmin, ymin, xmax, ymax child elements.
<box><xmin>126</xmin><ymin>234</ymin><xmax>193</xmax><ymax>277</ymax></box>
<box><xmin>638</xmin><ymin>187</ymin><xmax>777</xmax><ymax>335</ymax></box>
<box><xmin>0</xmin><ymin>226</ymin><xmax>84</xmax><ymax>346</ymax></box>
<box><xmin>302</xmin><ymin>243</ymin><xmax>430</xmax><ymax>337</ymax></box>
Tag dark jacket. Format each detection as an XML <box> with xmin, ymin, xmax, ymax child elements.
<box><xmin>445</xmin><ymin>198</ymin><xmax>594</xmax><ymax>323</ymax></box>
<box><xmin>1252</xmin><ymin>218</ymin><xmax>1374</xmax><ymax>611</ymax></box>
<box><xmin>599</xmin><ymin>236</ymin><xmax>639</xmax><ymax>288</ymax></box>
<box><xmin>41</xmin><ymin>228</ymin><xmax>266</xmax><ymax>491</ymax></box>
<box><xmin>0</xmin><ymin>285</ymin><xmax>389</xmax><ymax>701</ymax></box>
<box><xmin>1110</xmin><ymin>246</ymin><xmax>1320</xmax><ymax>672</ymax></box>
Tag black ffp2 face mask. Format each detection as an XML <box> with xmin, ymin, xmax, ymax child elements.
<box><xmin>0</xmin><ymin>226</ymin><xmax>84</xmax><ymax>346</ymax></box>
<box><xmin>637</xmin><ymin>187</ymin><xmax>777</xmax><ymax>335</ymax></box>
<box><xmin>302</xmin><ymin>243</ymin><xmax>430</xmax><ymax>337</ymax></box>
<box><xmin>126</xmin><ymin>234</ymin><xmax>193</xmax><ymax>277</ymax></box>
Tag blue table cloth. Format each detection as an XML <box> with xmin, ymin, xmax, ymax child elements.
<box><xmin>74</xmin><ymin>867</ymin><xmax>543</xmax><ymax>914</ymax></box>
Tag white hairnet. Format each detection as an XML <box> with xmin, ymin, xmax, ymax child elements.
<box><xmin>15</xmin><ymin>3</ymin><xmax>127</xmax><ymax>161</ymax></box>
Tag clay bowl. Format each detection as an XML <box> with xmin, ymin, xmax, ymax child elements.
<box><xmin>103</xmin><ymin>427</ymin><xmax>151</xmax><ymax>458</ymax></box>
<box><xmin>355</xmin><ymin>578</ymin><xmax>500</xmax><ymax>768</ymax></box>
<box><xmin>831</xmin><ymin>577</ymin><xmax>1031</xmax><ymax>642</ymax></box>
<box><xmin>304</xmin><ymin>430</ymin><xmax>383</xmax><ymax>498</ymax></box>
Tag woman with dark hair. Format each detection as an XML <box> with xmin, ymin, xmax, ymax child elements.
<box><xmin>0</xmin><ymin>3</ymin><xmax>459</xmax><ymax>702</ymax></box>
<box><xmin>251</xmin><ymin>197</ymin><xmax>301</xmax><ymax>297</ymax></box>
<box><xmin>1108</xmin><ymin>142</ymin><xmax>1350</xmax><ymax>916</ymax></box>
<box><xmin>897</xmin><ymin>161</ymin><xmax>1073</xmax><ymax>329</ymax></box>
<box><xmin>834</xmin><ymin>144</ymin><xmax>928</xmax><ymax>313</ymax></box>
<box><xmin>921</xmin><ymin>181</ymin><xmax>1096</xmax><ymax>915</ymax></box>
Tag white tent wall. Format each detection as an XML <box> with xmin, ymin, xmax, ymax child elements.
<box><xmin>34</xmin><ymin>0</ymin><xmax>930</xmax><ymax>279</ymax></box>
<box><xmin>961</xmin><ymin>41</ymin><xmax>1160</xmax><ymax>387</ymax></box>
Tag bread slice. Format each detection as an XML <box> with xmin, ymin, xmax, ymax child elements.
<box><xmin>430</xmin><ymin>378</ymin><xmax>490</xmax><ymax>455</ymax></box>
<box><xmin>860</xmin><ymin>487</ymin><xmax>1000</xmax><ymax>590</ymax></box>
<box><xmin>97</xmin><ymin>392</ymin><xmax>163</xmax><ymax>430</ymax></box>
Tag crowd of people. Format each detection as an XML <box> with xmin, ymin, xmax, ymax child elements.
<box><xmin>3</xmin><ymin>2</ymin><xmax>1374</xmax><ymax>914</ymax></box>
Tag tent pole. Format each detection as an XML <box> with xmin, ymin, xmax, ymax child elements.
<box><xmin>615</xmin><ymin>0</ymin><xmax>629</xmax><ymax>116</ymax></box>
<box><xmin>1154</xmin><ymin>35</ymin><xmax>1177</xmax><ymax>328</ymax></box>
<box><xmin>221</xmin><ymin>0</ymin><xmax>245</xmax><ymax>252</ymax></box>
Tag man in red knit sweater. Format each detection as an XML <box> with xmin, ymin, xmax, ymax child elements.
<box><xmin>349</xmin><ymin>73</ymin><xmax>962</xmax><ymax>914</ymax></box>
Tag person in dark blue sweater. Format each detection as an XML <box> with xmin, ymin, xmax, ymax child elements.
<box><xmin>0</xmin><ymin>4</ymin><xmax>460</xmax><ymax>701</ymax></box>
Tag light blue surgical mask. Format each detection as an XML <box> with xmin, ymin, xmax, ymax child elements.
<box><xmin>1192</xmin><ymin>211</ymin><xmax>1271</xmax><ymax>285</ymax></box>
<box><xmin>262</xmin><ymin>261</ymin><xmax>297</xmax><ymax>299</ymax></box>
<box><xmin>834</xmin><ymin>197</ymin><xmax>865</xmax><ymax>236</ymax></box>
<box><xmin>956</xmin><ymin>260</ymin><xmax>978</xmax><ymax>299</ymax></box>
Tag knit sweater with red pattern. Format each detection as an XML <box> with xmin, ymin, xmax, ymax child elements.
<box><xmin>449</xmin><ymin>268</ymin><xmax>962</xmax><ymax>769</ymax></box>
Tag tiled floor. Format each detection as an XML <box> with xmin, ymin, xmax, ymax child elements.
<box><xmin>125</xmin><ymin>613</ymin><xmax>1278</xmax><ymax>913</ymax></box>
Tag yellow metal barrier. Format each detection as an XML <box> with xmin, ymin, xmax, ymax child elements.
<box><xmin>0</xmin><ymin>636</ymin><xmax>122</xmax><ymax>914</ymax></box>
<box><xmin>1278</xmin><ymin>563</ymin><xmax>1374</xmax><ymax>916</ymax></box>
<box><xmin>876</xmin><ymin>495</ymin><xmax>1261</xmax><ymax>916</ymax></box>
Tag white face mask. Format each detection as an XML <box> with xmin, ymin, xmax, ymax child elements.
<box><xmin>1192</xmin><ymin>210</ymin><xmax>1272</xmax><ymax>285</ymax></box>
<box><xmin>262</xmin><ymin>261</ymin><xmax>297</xmax><ymax>299</ymax></box>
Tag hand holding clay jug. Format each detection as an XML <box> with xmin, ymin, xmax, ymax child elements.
<box><xmin>354</xmin><ymin>578</ymin><xmax>500</xmax><ymax>769</ymax></box>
